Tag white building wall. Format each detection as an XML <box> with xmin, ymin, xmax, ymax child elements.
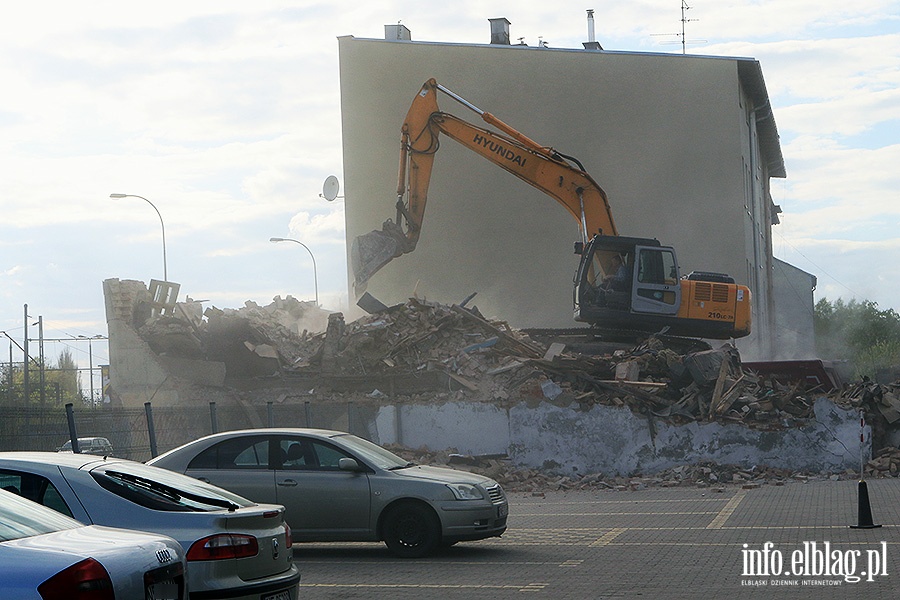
<box><xmin>772</xmin><ymin>258</ymin><xmax>817</xmax><ymax>359</ymax></box>
<box><xmin>338</xmin><ymin>36</ymin><xmax>785</xmax><ymax>359</ymax></box>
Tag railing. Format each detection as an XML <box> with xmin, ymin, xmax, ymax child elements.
<box><xmin>0</xmin><ymin>400</ymin><xmax>369</xmax><ymax>462</ymax></box>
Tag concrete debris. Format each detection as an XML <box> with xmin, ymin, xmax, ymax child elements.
<box><xmin>133</xmin><ymin>293</ymin><xmax>897</xmax><ymax>439</ymax></box>
<box><xmin>141</xmin><ymin>297</ymin><xmax>900</xmax><ymax>429</ymax></box>
<box><xmin>134</xmin><ymin>293</ymin><xmax>330</xmax><ymax>378</ymax></box>
<box><xmin>272</xmin><ymin>299</ymin><xmax>880</xmax><ymax>429</ymax></box>
<box><xmin>865</xmin><ymin>446</ymin><xmax>900</xmax><ymax>478</ymax></box>
<box><xmin>300</xmin><ymin>297</ymin><xmax>543</xmax><ymax>380</ymax></box>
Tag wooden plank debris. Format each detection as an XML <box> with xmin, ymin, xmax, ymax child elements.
<box><xmin>223</xmin><ymin>295</ymin><xmax>882</xmax><ymax>431</ymax></box>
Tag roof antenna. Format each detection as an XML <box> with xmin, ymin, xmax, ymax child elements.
<box><xmin>652</xmin><ymin>1</ymin><xmax>706</xmax><ymax>54</ymax></box>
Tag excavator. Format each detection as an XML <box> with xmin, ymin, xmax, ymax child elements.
<box><xmin>351</xmin><ymin>78</ymin><xmax>751</xmax><ymax>340</ymax></box>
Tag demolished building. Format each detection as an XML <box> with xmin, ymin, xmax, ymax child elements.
<box><xmin>103</xmin><ymin>278</ymin><xmax>896</xmax><ymax>477</ymax></box>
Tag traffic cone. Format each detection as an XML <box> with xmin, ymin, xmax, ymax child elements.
<box><xmin>850</xmin><ymin>480</ymin><xmax>881</xmax><ymax>529</ymax></box>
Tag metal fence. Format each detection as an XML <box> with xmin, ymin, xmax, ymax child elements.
<box><xmin>0</xmin><ymin>400</ymin><xmax>371</xmax><ymax>462</ymax></box>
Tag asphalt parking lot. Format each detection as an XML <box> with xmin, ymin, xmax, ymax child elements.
<box><xmin>293</xmin><ymin>478</ymin><xmax>900</xmax><ymax>599</ymax></box>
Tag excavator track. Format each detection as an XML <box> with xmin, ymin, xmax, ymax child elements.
<box><xmin>521</xmin><ymin>327</ymin><xmax>712</xmax><ymax>355</ymax></box>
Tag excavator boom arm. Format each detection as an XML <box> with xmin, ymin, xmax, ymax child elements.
<box><xmin>352</xmin><ymin>78</ymin><xmax>616</xmax><ymax>290</ymax></box>
<box><xmin>435</xmin><ymin>113</ymin><xmax>617</xmax><ymax>240</ymax></box>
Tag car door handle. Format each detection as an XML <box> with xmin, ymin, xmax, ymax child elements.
<box><xmin>196</xmin><ymin>477</ymin><xmax>210</xmax><ymax>483</ymax></box>
<box><xmin>277</xmin><ymin>479</ymin><xmax>298</xmax><ymax>487</ymax></box>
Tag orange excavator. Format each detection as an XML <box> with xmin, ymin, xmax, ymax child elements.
<box><xmin>351</xmin><ymin>78</ymin><xmax>751</xmax><ymax>340</ymax></box>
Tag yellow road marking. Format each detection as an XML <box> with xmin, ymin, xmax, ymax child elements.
<box><xmin>590</xmin><ymin>527</ymin><xmax>628</xmax><ymax>547</ymax></box>
<box><xmin>304</xmin><ymin>582</ymin><xmax>551</xmax><ymax>594</ymax></box>
<box><xmin>515</xmin><ymin>511</ymin><xmax>718</xmax><ymax>516</ymax></box>
<box><xmin>707</xmin><ymin>489</ymin><xmax>747</xmax><ymax>529</ymax></box>
<box><xmin>560</xmin><ymin>559</ymin><xmax>584</xmax><ymax>567</ymax></box>
<box><xmin>303</xmin><ymin>583</ymin><xmax>546</xmax><ymax>589</ymax></box>
<box><xmin>517</xmin><ymin>497</ymin><xmax>734</xmax><ymax>506</ymax></box>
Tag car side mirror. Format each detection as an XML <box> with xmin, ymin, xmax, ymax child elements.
<box><xmin>573</xmin><ymin>241</ymin><xmax>584</xmax><ymax>255</ymax></box>
<box><xmin>339</xmin><ymin>457</ymin><xmax>360</xmax><ymax>472</ymax></box>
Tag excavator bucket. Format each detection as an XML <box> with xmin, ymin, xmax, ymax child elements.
<box><xmin>350</xmin><ymin>223</ymin><xmax>405</xmax><ymax>294</ymax></box>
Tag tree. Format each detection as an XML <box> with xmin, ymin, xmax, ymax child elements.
<box><xmin>814</xmin><ymin>298</ymin><xmax>900</xmax><ymax>378</ymax></box>
<box><xmin>0</xmin><ymin>349</ymin><xmax>85</xmax><ymax>406</ymax></box>
<box><xmin>52</xmin><ymin>348</ymin><xmax>82</xmax><ymax>402</ymax></box>
<box><xmin>0</xmin><ymin>362</ymin><xmax>20</xmax><ymax>404</ymax></box>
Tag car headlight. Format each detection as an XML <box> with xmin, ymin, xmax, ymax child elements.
<box><xmin>446</xmin><ymin>483</ymin><xmax>484</xmax><ymax>500</ymax></box>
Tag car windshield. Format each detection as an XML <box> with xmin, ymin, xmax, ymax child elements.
<box><xmin>333</xmin><ymin>434</ymin><xmax>412</xmax><ymax>470</ymax></box>
<box><xmin>91</xmin><ymin>461</ymin><xmax>253</xmax><ymax>512</ymax></box>
<box><xmin>0</xmin><ymin>488</ymin><xmax>82</xmax><ymax>541</ymax></box>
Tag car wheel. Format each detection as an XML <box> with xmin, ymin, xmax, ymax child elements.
<box><xmin>382</xmin><ymin>502</ymin><xmax>441</xmax><ymax>558</ymax></box>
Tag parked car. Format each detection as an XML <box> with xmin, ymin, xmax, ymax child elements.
<box><xmin>0</xmin><ymin>486</ymin><xmax>187</xmax><ymax>599</ymax></box>
<box><xmin>0</xmin><ymin>452</ymin><xmax>300</xmax><ymax>600</ymax></box>
<box><xmin>57</xmin><ymin>436</ymin><xmax>114</xmax><ymax>456</ymax></box>
<box><xmin>148</xmin><ymin>428</ymin><xmax>509</xmax><ymax>558</ymax></box>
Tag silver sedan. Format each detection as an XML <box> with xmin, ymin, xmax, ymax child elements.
<box><xmin>148</xmin><ymin>428</ymin><xmax>509</xmax><ymax>558</ymax></box>
<box><xmin>0</xmin><ymin>452</ymin><xmax>300</xmax><ymax>600</ymax></box>
<box><xmin>0</xmin><ymin>487</ymin><xmax>187</xmax><ymax>599</ymax></box>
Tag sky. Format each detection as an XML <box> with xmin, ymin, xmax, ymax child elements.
<box><xmin>0</xmin><ymin>1</ymin><xmax>898</xmax><ymax>392</ymax></box>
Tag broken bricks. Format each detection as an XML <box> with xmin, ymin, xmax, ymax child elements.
<box><xmin>137</xmin><ymin>291</ymin><xmax>892</xmax><ymax>434</ymax></box>
<box><xmin>248</xmin><ymin>297</ymin><xmax>875</xmax><ymax>430</ymax></box>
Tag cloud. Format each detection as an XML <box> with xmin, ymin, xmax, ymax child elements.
<box><xmin>775</xmin><ymin>139</ymin><xmax>900</xmax><ymax>238</ymax></box>
<box><xmin>2</xmin><ymin>265</ymin><xmax>24</xmax><ymax>277</ymax></box>
<box><xmin>287</xmin><ymin>207</ymin><xmax>347</xmax><ymax>245</ymax></box>
<box><xmin>0</xmin><ymin>0</ymin><xmax>898</xmax><ymax>336</ymax></box>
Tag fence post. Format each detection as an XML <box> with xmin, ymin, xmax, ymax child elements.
<box><xmin>145</xmin><ymin>402</ymin><xmax>158</xmax><ymax>458</ymax></box>
<box><xmin>304</xmin><ymin>401</ymin><xmax>312</xmax><ymax>428</ymax></box>
<box><xmin>267</xmin><ymin>402</ymin><xmax>274</xmax><ymax>427</ymax></box>
<box><xmin>65</xmin><ymin>403</ymin><xmax>80</xmax><ymax>453</ymax></box>
<box><xmin>209</xmin><ymin>401</ymin><xmax>218</xmax><ymax>434</ymax></box>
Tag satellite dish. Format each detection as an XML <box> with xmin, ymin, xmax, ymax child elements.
<box><xmin>321</xmin><ymin>175</ymin><xmax>341</xmax><ymax>201</ymax></box>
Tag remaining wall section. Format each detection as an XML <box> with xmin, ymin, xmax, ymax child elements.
<box><xmin>371</xmin><ymin>397</ymin><xmax>864</xmax><ymax>476</ymax></box>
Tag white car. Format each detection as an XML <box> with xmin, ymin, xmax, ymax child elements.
<box><xmin>0</xmin><ymin>452</ymin><xmax>300</xmax><ymax>600</ymax></box>
<box><xmin>0</xmin><ymin>486</ymin><xmax>187</xmax><ymax>599</ymax></box>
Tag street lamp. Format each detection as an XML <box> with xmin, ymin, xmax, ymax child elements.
<box><xmin>270</xmin><ymin>237</ymin><xmax>319</xmax><ymax>306</ymax></box>
<box><xmin>110</xmin><ymin>193</ymin><xmax>168</xmax><ymax>282</ymax></box>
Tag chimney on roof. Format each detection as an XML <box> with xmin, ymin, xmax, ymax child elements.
<box><xmin>582</xmin><ymin>9</ymin><xmax>603</xmax><ymax>50</ymax></box>
<box><xmin>384</xmin><ymin>23</ymin><xmax>411</xmax><ymax>41</ymax></box>
<box><xmin>489</xmin><ymin>17</ymin><xmax>511</xmax><ymax>45</ymax></box>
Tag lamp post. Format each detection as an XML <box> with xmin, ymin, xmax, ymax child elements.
<box><xmin>77</xmin><ymin>334</ymin><xmax>105</xmax><ymax>406</ymax></box>
<box><xmin>270</xmin><ymin>237</ymin><xmax>319</xmax><ymax>306</ymax></box>
<box><xmin>110</xmin><ymin>193</ymin><xmax>168</xmax><ymax>282</ymax></box>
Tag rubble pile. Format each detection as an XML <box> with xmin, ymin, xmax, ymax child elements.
<box><xmin>131</xmin><ymin>290</ymin><xmax>900</xmax><ymax>484</ymax></box>
<box><xmin>842</xmin><ymin>380</ymin><xmax>900</xmax><ymax>425</ymax></box>
<box><xmin>283</xmin><ymin>297</ymin><xmax>871</xmax><ymax>429</ymax></box>
<box><xmin>133</xmin><ymin>293</ymin><xmax>330</xmax><ymax>370</ymax></box>
<box><xmin>205</xmin><ymin>296</ymin><xmax>328</xmax><ymax>365</ymax></box>
<box><xmin>865</xmin><ymin>446</ymin><xmax>900</xmax><ymax>478</ymax></box>
<box><xmin>303</xmin><ymin>298</ymin><xmax>544</xmax><ymax>381</ymax></box>
<box><xmin>136</xmin><ymin>291</ymin><xmax>895</xmax><ymax>436</ymax></box>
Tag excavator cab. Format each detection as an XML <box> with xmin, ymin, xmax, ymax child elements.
<box><xmin>575</xmin><ymin>234</ymin><xmax>683</xmax><ymax>332</ymax></box>
<box><xmin>632</xmin><ymin>243</ymin><xmax>682</xmax><ymax>315</ymax></box>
